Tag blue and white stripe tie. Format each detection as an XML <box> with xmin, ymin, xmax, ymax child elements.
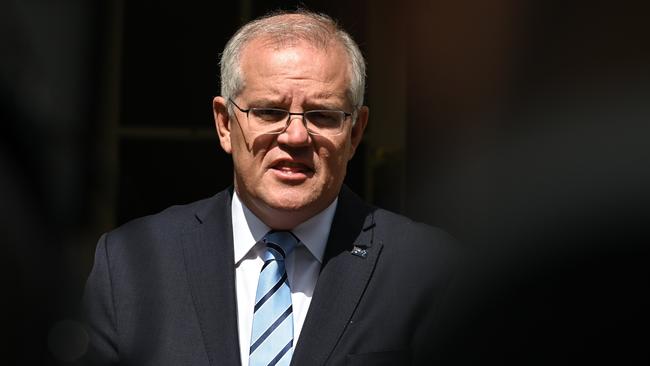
<box><xmin>249</xmin><ymin>231</ymin><xmax>298</xmax><ymax>366</ymax></box>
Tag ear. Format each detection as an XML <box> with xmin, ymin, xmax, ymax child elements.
<box><xmin>348</xmin><ymin>105</ymin><xmax>369</xmax><ymax>160</ymax></box>
<box><xmin>213</xmin><ymin>96</ymin><xmax>232</xmax><ymax>154</ymax></box>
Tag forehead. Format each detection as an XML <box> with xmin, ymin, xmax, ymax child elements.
<box><xmin>238</xmin><ymin>37</ymin><xmax>351</xmax><ymax>101</ymax></box>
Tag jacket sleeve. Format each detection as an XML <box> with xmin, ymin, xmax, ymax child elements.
<box><xmin>82</xmin><ymin>233</ymin><xmax>120</xmax><ymax>365</ymax></box>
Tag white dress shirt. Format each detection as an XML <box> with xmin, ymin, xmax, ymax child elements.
<box><xmin>231</xmin><ymin>192</ymin><xmax>337</xmax><ymax>366</ymax></box>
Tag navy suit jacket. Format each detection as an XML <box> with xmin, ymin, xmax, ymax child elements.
<box><xmin>83</xmin><ymin>186</ymin><xmax>459</xmax><ymax>365</ymax></box>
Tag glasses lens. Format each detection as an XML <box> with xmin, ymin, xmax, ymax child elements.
<box><xmin>249</xmin><ymin>108</ymin><xmax>288</xmax><ymax>133</ymax></box>
<box><xmin>305</xmin><ymin>110</ymin><xmax>345</xmax><ymax>135</ymax></box>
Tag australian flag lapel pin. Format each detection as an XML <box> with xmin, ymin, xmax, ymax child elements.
<box><xmin>350</xmin><ymin>245</ymin><xmax>368</xmax><ymax>258</ymax></box>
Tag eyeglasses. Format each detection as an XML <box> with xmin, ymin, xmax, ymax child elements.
<box><xmin>229</xmin><ymin>98</ymin><xmax>353</xmax><ymax>136</ymax></box>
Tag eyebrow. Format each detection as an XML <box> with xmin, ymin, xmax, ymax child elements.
<box><xmin>246</xmin><ymin>92</ymin><xmax>348</xmax><ymax>110</ymax></box>
<box><xmin>246</xmin><ymin>98</ymin><xmax>285</xmax><ymax>107</ymax></box>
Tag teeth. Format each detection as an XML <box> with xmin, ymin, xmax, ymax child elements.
<box><xmin>279</xmin><ymin>166</ymin><xmax>302</xmax><ymax>172</ymax></box>
<box><xmin>274</xmin><ymin>161</ymin><xmax>309</xmax><ymax>173</ymax></box>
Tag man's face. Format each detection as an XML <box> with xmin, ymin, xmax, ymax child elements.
<box><xmin>213</xmin><ymin>38</ymin><xmax>368</xmax><ymax>229</ymax></box>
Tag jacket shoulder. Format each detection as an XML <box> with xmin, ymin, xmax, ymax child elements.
<box><xmin>373</xmin><ymin>208</ymin><xmax>457</xmax><ymax>245</ymax></box>
<box><xmin>116</xmin><ymin>190</ymin><xmax>228</xmax><ymax>231</ymax></box>
<box><xmin>103</xmin><ymin>189</ymin><xmax>230</xmax><ymax>252</ymax></box>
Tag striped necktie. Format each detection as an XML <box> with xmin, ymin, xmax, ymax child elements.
<box><xmin>249</xmin><ymin>231</ymin><xmax>298</xmax><ymax>366</ymax></box>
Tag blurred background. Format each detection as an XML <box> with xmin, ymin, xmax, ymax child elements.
<box><xmin>2</xmin><ymin>0</ymin><xmax>648</xmax><ymax>364</ymax></box>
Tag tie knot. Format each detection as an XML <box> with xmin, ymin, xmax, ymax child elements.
<box><xmin>262</xmin><ymin>231</ymin><xmax>298</xmax><ymax>261</ymax></box>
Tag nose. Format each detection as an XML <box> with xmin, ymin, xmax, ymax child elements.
<box><xmin>277</xmin><ymin>115</ymin><xmax>310</xmax><ymax>146</ymax></box>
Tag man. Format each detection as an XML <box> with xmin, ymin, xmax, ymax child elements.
<box><xmin>83</xmin><ymin>10</ymin><xmax>459</xmax><ymax>366</ymax></box>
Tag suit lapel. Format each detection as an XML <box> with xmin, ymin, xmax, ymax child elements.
<box><xmin>292</xmin><ymin>186</ymin><xmax>382</xmax><ymax>365</ymax></box>
<box><xmin>182</xmin><ymin>189</ymin><xmax>241</xmax><ymax>366</ymax></box>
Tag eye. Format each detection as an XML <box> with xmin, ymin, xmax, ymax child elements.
<box><xmin>306</xmin><ymin>110</ymin><xmax>342</xmax><ymax>127</ymax></box>
<box><xmin>251</xmin><ymin>108</ymin><xmax>287</xmax><ymax>122</ymax></box>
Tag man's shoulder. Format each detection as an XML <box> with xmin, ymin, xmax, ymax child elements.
<box><xmin>337</xmin><ymin>185</ymin><xmax>457</xmax><ymax>249</ymax></box>
<box><xmin>372</xmin><ymin>207</ymin><xmax>457</xmax><ymax>249</ymax></box>
<box><xmin>104</xmin><ymin>189</ymin><xmax>231</xmax><ymax>245</ymax></box>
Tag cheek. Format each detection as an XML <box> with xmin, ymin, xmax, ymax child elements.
<box><xmin>231</xmin><ymin>144</ymin><xmax>257</xmax><ymax>177</ymax></box>
<box><xmin>344</xmin><ymin>141</ymin><xmax>355</xmax><ymax>160</ymax></box>
<box><xmin>336</xmin><ymin>140</ymin><xmax>355</xmax><ymax>164</ymax></box>
<box><xmin>317</xmin><ymin>144</ymin><xmax>349</xmax><ymax>176</ymax></box>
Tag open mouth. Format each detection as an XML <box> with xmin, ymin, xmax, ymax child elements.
<box><xmin>270</xmin><ymin>160</ymin><xmax>315</xmax><ymax>180</ymax></box>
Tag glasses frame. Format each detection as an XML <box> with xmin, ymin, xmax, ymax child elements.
<box><xmin>228</xmin><ymin>98</ymin><xmax>353</xmax><ymax>136</ymax></box>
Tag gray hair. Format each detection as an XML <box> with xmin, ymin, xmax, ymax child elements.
<box><xmin>219</xmin><ymin>10</ymin><xmax>366</xmax><ymax>110</ymax></box>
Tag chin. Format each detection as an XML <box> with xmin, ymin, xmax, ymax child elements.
<box><xmin>253</xmin><ymin>194</ymin><xmax>317</xmax><ymax>230</ymax></box>
<box><xmin>263</xmin><ymin>192</ymin><xmax>316</xmax><ymax>213</ymax></box>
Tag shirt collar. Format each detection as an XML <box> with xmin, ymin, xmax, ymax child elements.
<box><xmin>231</xmin><ymin>192</ymin><xmax>337</xmax><ymax>265</ymax></box>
